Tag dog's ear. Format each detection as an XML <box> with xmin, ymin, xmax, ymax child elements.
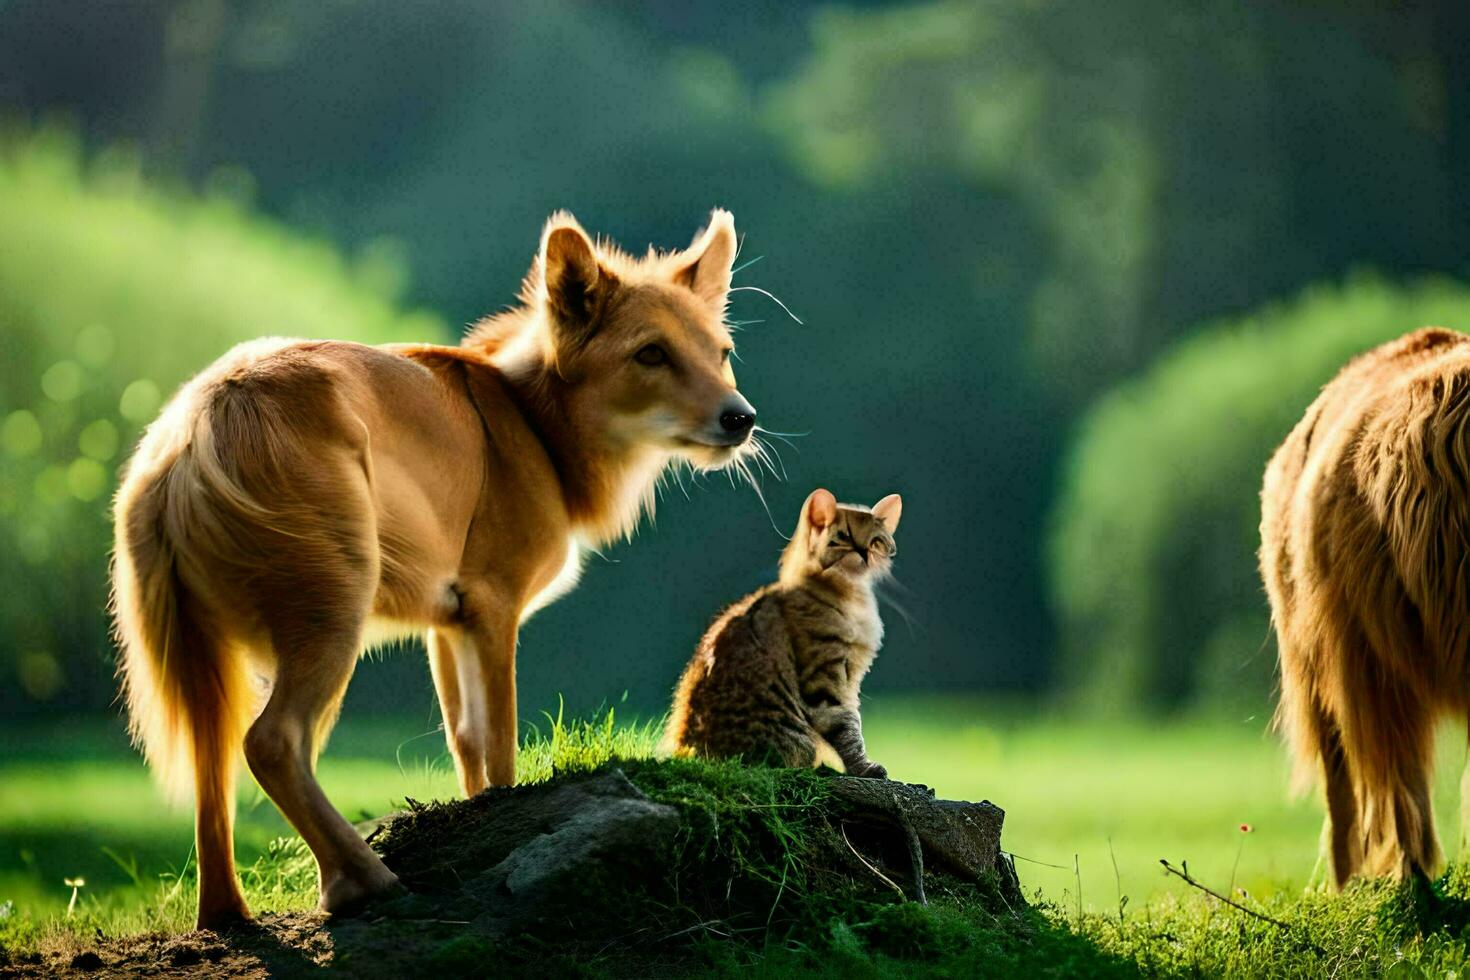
<box><xmin>674</xmin><ymin>209</ymin><xmax>737</xmax><ymax>309</ymax></box>
<box><xmin>539</xmin><ymin>212</ymin><xmax>615</xmax><ymax>346</ymax></box>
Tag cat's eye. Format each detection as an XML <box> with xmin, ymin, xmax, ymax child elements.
<box><xmin>635</xmin><ymin>344</ymin><xmax>668</xmax><ymax>367</ymax></box>
<box><xmin>833</xmin><ymin>531</ymin><xmax>851</xmax><ymax>544</ymax></box>
<box><xmin>721</xmin><ymin>348</ymin><xmax>733</xmax><ymax>362</ymax></box>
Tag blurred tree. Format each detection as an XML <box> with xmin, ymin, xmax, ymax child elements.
<box><xmin>1049</xmin><ymin>274</ymin><xmax>1470</xmax><ymax>714</ymax></box>
<box><xmin>0</xmin><ymin>126</ymin><xmax>444</xmax><ymax>714</ymax></box>
<box><xmin>4</xmin><ymin>0</ymin><xmax>1470</xmax><ymax>715</ymax></box>
<box><xmin>763</xmin><ymin>0</ymin><xmax>1470</xmax><ymax>400</ymax></box>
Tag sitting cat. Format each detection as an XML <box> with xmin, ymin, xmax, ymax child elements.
<box><xmin>663</xmin><ymin>487</ymin><xmax>902</xmax><ymax>777</ymax></box>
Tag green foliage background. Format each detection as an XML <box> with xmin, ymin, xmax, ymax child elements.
<box><xmin>1051</xmin><ymin>276</ymin><xmax>1470</xmax><ymax>713</ymax></box>
<box><xmin>0</xmin><ymin>128</ymin><xmax>445</xmax><ymax>708</ymax></box>
<box><xmin>3</xmin><ymin>0</ymin><xmax>1470</xmax><ymax>715</ymax></box>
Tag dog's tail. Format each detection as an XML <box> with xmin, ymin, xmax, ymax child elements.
<box><xmin>112</xmin><ymin>394</ymin><xmax>256</xmax><ymax>809</ymax></box>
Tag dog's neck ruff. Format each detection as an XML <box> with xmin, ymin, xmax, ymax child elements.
<box><xmin>484</xmin><ymin>344</ymin><xmax>671</xmax><ymax>548</ymax></box>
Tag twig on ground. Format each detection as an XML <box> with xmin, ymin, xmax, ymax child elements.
<box><xmin>1159</xmin><ymin>858</ymin><xmax>1325</xmax><ymax>953</ymax></box>
<box><xmin>841</xmin><ymin>823</ymin><xmax>906</xmax><ymax>902</ymax></box>
<box><xmin>1006</xmin><ymin>851</ymin><xmax>1070</xmax><ymax>871</ymax></box>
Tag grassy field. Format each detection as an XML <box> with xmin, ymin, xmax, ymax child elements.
<box><xmin>4</xmin><ymin>696</ymin><xmax>1470</xmax><ymax>973</ymax></box>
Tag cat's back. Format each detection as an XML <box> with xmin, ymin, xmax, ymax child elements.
<box><xmin>663</xmin><ymin>583</ymin><xmax>798</xmax><ymax>754</ymax></box>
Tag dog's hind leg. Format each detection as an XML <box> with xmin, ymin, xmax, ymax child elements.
<box><xmin>245</xmin><ymin>619</ymin><xmax>401</xmax><ymax>915</ymax></box>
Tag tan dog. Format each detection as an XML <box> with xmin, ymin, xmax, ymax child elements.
<box><xmin>1261</xmin><ymin>326</ymin><xmax>1470</xmax><ymax>889</ymax></box>
<box><xmin>112</xmin><ymin>210</ymin><xmax>759</xmax><ymax>929</ymax></box>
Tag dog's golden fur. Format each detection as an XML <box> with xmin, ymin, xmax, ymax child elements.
<box><xmin>112</xmin><ymin>210</ymin><xmax>757</xmax><ymax>928</ymax></box>
<box><xmin>1261</xmin><ymin>326</ymin><xmax>1470</xmax><ymax>888</ymax></box>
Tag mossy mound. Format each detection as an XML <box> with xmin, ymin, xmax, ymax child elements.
<box><xmin>13</xmin><ymin>759</ymin><xmax>1143</xmax><ymax>977</ymax></box>
<box><xmin>367</xmin><ymin>758</ymin><xmax>1021</xmax><ymax>958</ymax></box>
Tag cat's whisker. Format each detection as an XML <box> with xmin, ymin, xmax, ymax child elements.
<box><xmin>876</xmin><ymin>578</ymin><xmax>921</xmax><ymax>637</ymax></box>
<box><xmin>879</xmin><ymin>573</ymin><xmax>917</xmax><ymax>600</ymax></box>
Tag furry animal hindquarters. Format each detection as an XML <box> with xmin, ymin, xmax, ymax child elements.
<box><xmin>1261</xmin><ymin>326</ymin><xmax>1470</xmax><ymax>888</ymax></box>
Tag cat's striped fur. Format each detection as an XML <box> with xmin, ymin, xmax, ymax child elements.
<box><xmin>664</xmin><ymin>488</ymin><xmax>901</xmax><ymax>776</ymax></box>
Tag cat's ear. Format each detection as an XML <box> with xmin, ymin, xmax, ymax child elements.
<box><xmin>539</xmin><ymin>212</ymin><xmax>616</xmax><ymax>349</ymax></box>
<box><xmin>673</xmin><ymin>209</ymin><xmax>737</xmax><ymax>309</ymax></box>
<box><xmin>804</xmin><ymin>488</ymin><xmax>838</xmax><ymax>530</ymax></box>
<box><xmin>872</xmin><ymin>494</ymin><xmax>902</xmax><ymax>531</ymax></box>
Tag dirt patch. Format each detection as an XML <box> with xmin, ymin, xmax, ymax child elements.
<box><xmin>5</xmin><ymin>761</ymin><xmax>1020</xmax><ymax>977</ymax></box>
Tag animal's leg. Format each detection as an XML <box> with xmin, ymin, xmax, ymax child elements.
<box><xmin>461</xmin><ymin>591</ymin><xmax>520</xmax><ymax>788</ymax></box>
<box><xmin>1316</xmin><ymin>708</ymin><xmax>1363</xmax><ymax>888</ymax></box>
<box><xmin>1344</xmin><ymin>662</ymin><xmax>1440</xmax><ymax>881</ymax></box>
<box><xmin>1276</xmin><ymin>616</ymin><xmax>1367</xmax><ymax>888</ymax></box>
<box><xmin>191</xmin><ymin>635</ymin><xmax>251</xmax><ymax>929</ymax></box>
<box><xmin>809</xmin><ymin>703</ymin><xmax>885</xmax><ymax>779</ymax></box>
<box><xmin>760</xmin><ymin>726</ymin><xmax>830</xmax><ymax>770</ymax></box>
<box><xmin>244</xmin><ymin>627</ymin><xmax>400</xmax><ymax>915</ymax></box>
<box><xmin>427</xmin><ymin>627</ymin><xmax>487</xmax><ymax>798</ymax></box>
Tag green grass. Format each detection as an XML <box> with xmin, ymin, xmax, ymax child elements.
<box><xmin>4</xmin><ymin>696</ymin><xmax>1470</xmax><ymax>975</ymax></box>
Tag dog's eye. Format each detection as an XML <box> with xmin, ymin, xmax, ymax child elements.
<box><xmin>635</xmin><ymin>344</ymin><xmax>668</xmax><ymax>367</ymax></box>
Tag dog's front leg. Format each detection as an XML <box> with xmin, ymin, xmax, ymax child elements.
<box><xmin>428</xmin><ymin>626</ymin><xmax>484</xmax><ymax>799</ymax></box>
<box><xmin>458</xmin><ymin>587</ymin><xmax>520</xmax><ymax>789</ymax></box>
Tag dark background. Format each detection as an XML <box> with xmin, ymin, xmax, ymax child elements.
<box><xmin>4</xmin><ymin>0</ymin><xmax>1470</xmax><ymax>723</ymax></box>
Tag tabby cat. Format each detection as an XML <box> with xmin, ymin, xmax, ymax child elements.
<box><xmin>663</xmin><ymin>488</ymin><xmax>902</xmax><ymax>777</ymax></box>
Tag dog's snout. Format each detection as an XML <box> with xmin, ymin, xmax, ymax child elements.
<box><xmin>719</xmin><ymin>410</ymin><xmax>755</xmax><ymax>435</ymax></box>
<box><xmin>718</xmin><ymin>395</ymin><xmax>756</xmax><ymax>436</ymax></box>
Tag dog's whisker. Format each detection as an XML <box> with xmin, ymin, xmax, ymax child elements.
<box><xmin>753</xmin><ymin>441</ymin><xmax>782</xmax><ymax>482</ymax></box>
<box><xmin>752</xmin><ymin>436</ymin><xmax>789</xmax><ymax>481</ymax></box>
<box><xmin>749</xmin><ymin>441</ymin><xmax>773</xmax><ymax>478</ymax></box>
<box><xmin>752</xmin><ymin>426</ymin><xmax>807</xmax><ymax>453</ymax></box>
<box><xmin>731</xmin><ymin>254</ymin><xmax>764</xmax><ymax>276</ymax></box>
<box><xmin>728</xmin><ymin>452</ymin><xmax>787</xmax><ymax>539</ymax></box>
<box><xmin>727</xmin><ymin>286</ymin><xmax>803</xmax><ymax>325</ymax></box>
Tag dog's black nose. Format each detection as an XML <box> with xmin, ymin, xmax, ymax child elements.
<box><xmin>716</xmin><ymin>393</ymin><xmax>756</xmax><ymax>439</ymax></box>
<box><xmin>719</xmin><ymin>408</ymin><xmax>756</xmax><ymax>434</ymax></box>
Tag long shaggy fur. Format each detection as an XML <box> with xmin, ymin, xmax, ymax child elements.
<box><xmin>1261</xmin><ymin>326</ymin><xmax>1470</xmax><ymax>887</ymax></box>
